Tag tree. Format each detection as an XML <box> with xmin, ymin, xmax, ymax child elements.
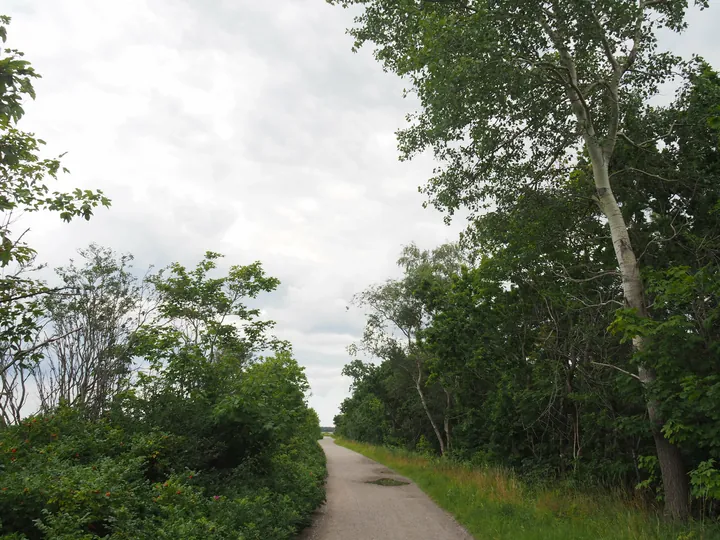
<box><xmin>335</xmin><ymin>66</ymin><xmax>720</xmax><ymax>513</ymax></box>
<box><xmin>351</xmin><ymin>243</ymin><xmax>462</xmax><ymax>454</ymax></box>
<box><xmin>609</xmin><ymin>64</ymin><xmax>720</xmax><ymax>509</ymax></box>
<box><xmin>146</xmin><ymin>251</ymin><xmax>286</xmax><ymax>364</ymax></box>
<box><xmin>328</xmin><ymin>0</ymin><xmax>711</xmax><ymax>518</ymax></box>
<box><xmin>0</xmin><ymin>15</ymin><xmax>110</xmax><ymax>388</ymax></box>
<box><xmin>133</xmin><ymin>252</ymin><xmax>287</xmax><ymax>400</ymax></box>
<box><xmin>32</xmin><ymin>245</ymin><xmax>148</xmax><ymax>417</ymax></box>
<box><xmin>423</xmin><ymin>195</ymin><xmax>640</xmax><ymax>479</ymax></box>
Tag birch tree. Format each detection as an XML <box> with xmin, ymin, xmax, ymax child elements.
<box><xmin>352</xmin><ymin>243</ymin><xmax>462</xmax><ymax>454</ymax></box>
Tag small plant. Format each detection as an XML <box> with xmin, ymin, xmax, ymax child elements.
<box><xmin>689</xmin><ymin>460</ymin><xmax>720</xmax><ymax>517</ymax></box>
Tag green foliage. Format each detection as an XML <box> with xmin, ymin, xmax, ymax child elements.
<box><xmin>332</xmin><ymin>0</ymin><xmax>720</xmax><ymax>517</ymax></box>
<box><xmin>327</xmin><ymin>0</ymin><xmax>705</xmax><ymax>217</ymax></box>
<box><xmin>0</xmin><ymin>16</ymin><xmax>110</xmax><ymax>266</ymax></box>
<box><xmin>146</xmin><ymin>251</ymin><xmax>288</xmax><ymax>362</ymax></box>
<box><xmin>331</xmin><ymin>0</ymin><xmax>719</xmax><ymax>519</ymax></box>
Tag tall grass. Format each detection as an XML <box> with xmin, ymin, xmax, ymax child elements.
<box><xmin>335</xmin><ymin>438</ymin><xmax>720</xmax><ymax>540</ymax></box>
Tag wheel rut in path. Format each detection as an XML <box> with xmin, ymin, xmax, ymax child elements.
<box><xmin>300</xmin><ymin>437</ymin><xmax>473</xmax><ymax>540</ymax></box>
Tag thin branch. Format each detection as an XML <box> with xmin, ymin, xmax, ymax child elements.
<box><xmin>638</xmin><ymin>215</ymin><xmax>685</xmax><ymax>262</ymax></box>
<box><xmin>618</xmin><ymin>121</ymin><xmax>679</xmax><ymax>149</ymax></box>
<box><xmin>0</xmin><ymin>286</ymin><xmax>71</xmax><ymax>304</ymax></box>
<box><xmin>568</xmin><ymin>294</ymin><xmax>624</xmax><ymax>309</ymax></box>
<box><xmin>587</xmin><ymin>2</ymin><xmax>620</xmax><ymax>72</ymax></box>
<box><xmin>621</xmin><ymin>0</ymin><xmax>646</xmax><ymax>74</ymax></box>
<box><xmin>553</xmin><ymin>267</ymin><xmax>619</xmax><ymax>283</ymax></box>
<box><xmin>591</xmin><ymin>361</ymin><xmax>641</xmax><ymax>381</ymax></box>
<box><xmin>582</xmin><ymin>79</ymin><xmax>612</xmax><ymax>96</ymax></box>
<box><xmin>5</xmin><ymin>327</ymin><xmax>83</xmax><ymax>373</ymax></box>
<box><xmin>539</xmin><ymin>9</ymin><xmax>598</xmax><ymax>140</ymax></box>
<box><xmin>641</xmin><ymin>0</ymin><xmax>670</xmax><ymax>7</ymax></box>
<box><xmin>609</xmin><ymin>166</ymin><xmax>677</xmax><ymax>182</ymax></box>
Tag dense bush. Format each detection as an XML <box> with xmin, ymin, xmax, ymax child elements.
<box><xmin>0</xmin><ymin>352</ymin><xmax>326</xmax><ymax>539</ymax></box>
<box><xmin>0</xmin><ymin>223</ymin><xmax>326</xmax><ymax>537</ymax></box>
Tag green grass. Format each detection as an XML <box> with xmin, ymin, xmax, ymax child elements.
<box><xmin>335</xmin><ymin>438</ymin><xmax>720</xmax><ymax>540</ymax></box>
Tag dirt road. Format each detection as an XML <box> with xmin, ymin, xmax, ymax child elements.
<box><xmin>300</xmin><ymin>437</ymin><xmax>473</xmax><ymax>540</ymax></box>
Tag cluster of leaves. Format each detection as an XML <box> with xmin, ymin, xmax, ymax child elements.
<box><xmin>1</xmin><ymin>15</ymin><xmax>110</xmax><ymax>381</ymax></box>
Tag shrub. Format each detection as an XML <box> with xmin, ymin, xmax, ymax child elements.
<box><xmin>0</xmin><ymin>354</ymin><xmax>326</xmax><ymax>539</ymax></box>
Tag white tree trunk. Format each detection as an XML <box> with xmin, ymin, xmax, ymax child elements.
<box><xmin>414</xmin><ymin>364</ymin><xmax>445</xmax><ymax>455</ymax></box>
<box><xmin>443</xmin><ymin>386</ymin><xmax>452</xmax><ymax>453</ymax></box>
<box><xmin>591</xmin><ymin>154</ymin><xmax>689</xmax><ymax>520</ymax></box>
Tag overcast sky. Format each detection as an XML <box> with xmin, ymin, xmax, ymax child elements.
<box><xmin>4</xmin><ymin>1</ymin><xmax>719</xmax><ymax>425</ymax></box>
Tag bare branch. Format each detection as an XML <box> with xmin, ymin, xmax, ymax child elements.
<box><xmin>638</xmin><ymin>215</ymin><xmax>686</xmax><ymax>262</ymax></box>
<box><xmin>0</xmin><ymin>286</ymin><xmax>72</xmax><ymax>304</ymax></box>
<box><xmin>610</xmin><ymin>166</ymin><xmax>677</xmax><ymax>183</ymax></box>
<box><xmin>568</xmin><ymin>294</ymin><xmax>623</xmax><ymax>309</ymax></box>
<box><xmin>591</xmin><ymin>361</ymin><xmax>641</xmax><ymax>381</ymax></box>
<box><xmin>553</xmin><ymin>266</ymin><xmax>619</xmax><ymax>283</ymax></box>
<box><xmin>582</xmin><ymin>79</ymin><xmax>611</xmax><ymax>96</ymax></box>
<box><xmin>5</xmin><ymin>327</ymin><xmax>83</xmax><ymax>373</ymax></box>
<box><xmin>619</xmin><ymin>121</ymin><xmax>679</xmax><ymax>151</ymax></box>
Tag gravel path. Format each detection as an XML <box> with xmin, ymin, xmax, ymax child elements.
<box><xmin>299</xmin><ymin>437</ymin><xmax>473</xmax><ymax>540</ymax></box>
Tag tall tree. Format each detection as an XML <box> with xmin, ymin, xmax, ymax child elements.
<box><xmin>328</xmin><ymin>0</ymin><xmax>710</xmax><ymax>518</ymax></box>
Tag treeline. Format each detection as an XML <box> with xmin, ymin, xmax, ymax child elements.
<box><xmin>331</xmin><ymin>0</ymin><xmax>720</xmax><ymax>523</ymax></box>
<box><xmin>0</xmin><ymin>17</ymin><xmax>324</xmax><ymax>539</ymax></box>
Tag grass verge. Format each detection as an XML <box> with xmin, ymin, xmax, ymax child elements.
<box><xmin>335</xmin><ymin>438</ymin><xmax>720</xmax><ymax>540</ymax></box>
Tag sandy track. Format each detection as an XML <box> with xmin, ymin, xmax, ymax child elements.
<box><xmin>299</xmin><ymin>437</ymin><xmax>473</xmax><ymax>540</ymax></box>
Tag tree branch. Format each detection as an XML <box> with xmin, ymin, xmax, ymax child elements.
<box><xmin>587</xmin><ymin>2</ymin><xmax>620</xmax><ymax>72</ymax></box>
<box><xmin>553</xmin><ymin>266</ymin><xmax>619</xmax><ymax>283</ymax></box>
<box><xmin>0</xmin><ymin>286</ymin><xmax>72</xmax><ymax>304</ymax></box>
<box><xmin>622</xmin><ymin>0</ymin><xmax>647</xmax><ymax>74</ymax></box>
<box><xmin>619</xmin><ymin>121</ymin><xmax>679</xmax><ymax>149</ymax></box>
<box><xmin>4</xmin><ymin>327</ymin><xmax>83</xmax><ymax>374</ymax></box>
<box><xmin>609</xmin><ymin>167</ymin><xmax>677</xmax><ymax>182</ymax></box>
<box><xmin>591</xmin><ymin>361</ymin><xmax>641</xmax><ymax>381</ymax></box>
<box><xmin>539</xmin><ymin>9</ymin><xmax>598</xmax><ymax>142</ymax></box>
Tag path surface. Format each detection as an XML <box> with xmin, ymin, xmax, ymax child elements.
<box><xmin>300</xmin><ymin>437</ymin><xmax>473</xmax><ymax>540</ymax></box>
